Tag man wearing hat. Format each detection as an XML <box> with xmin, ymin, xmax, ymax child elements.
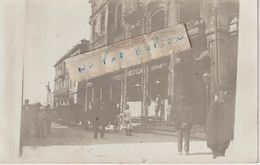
<box><xmin>206</xmin><ymin>84</ymin><xmax>233</xmax><ymax>159</ymax></box>
<box><xmin>175</xmin><ymin>95</ymin><xmax>193</xmax><ymax>155</ymax></box>
<box><xmin>93</xmin><ymin>100</ymin><xmax>106</xmax><ymax>139</ymax></box>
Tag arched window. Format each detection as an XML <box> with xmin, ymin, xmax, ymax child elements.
<box><xmin>150</xmin><ymin>10</ymin><xmax>165</xmax><ymax>32</ymax></box>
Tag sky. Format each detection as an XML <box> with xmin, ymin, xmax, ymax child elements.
<box><xmin>24</xmin><ymin>0</ymin><xmax>91</xmax><ymax>104</ymax></box>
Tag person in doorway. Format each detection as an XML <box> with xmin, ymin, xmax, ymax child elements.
<box><xmin>155</xmin><ymin>94</ymin><xmax>162</xmax><ymax>117</ymax></box>
<box><xmin>123</xmin><ymin>104</ymin><xmax>133</xmax><ymax>136</ymax></box>
<box><xmin>175</xmin><ymin>96</ymin><xmax>193</xmax><ymax>155</ymax></box>
<box><xmin>206</xmin><ymin>84</ymin><xmax>233</xmax><ymax>159</ymax></box>
<box><xmin>93</xmin><ymin>100</ymin><xmax>106</xmax><ymax>139</ymax></box>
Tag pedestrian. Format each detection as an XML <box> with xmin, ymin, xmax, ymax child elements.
<box><xmin>155</xmin><ymin>94</ymin><xmax>162</xmax><ymax>117</ymax></box>
<box><xmin>206</xmin><ymin>84</ymin><xmax>233</xmax><ymax>159</ymax></box>
<box><xmin>123</xmin><ymin>104</ymin><xmax>133</xmax><ymax>136</ymax></box>
<box><xmin>21</xmin><ymin>99</ymin><xmax>30</xmax><ymax>137</ymax></box>
<box><xmin>160</xmin><ymin>99</ymin><xmax>165</xmax><ymax>119</ymax></box>
<box><xmin>45</xmin><ymin>104</ymin><xmax>52</xmax><ymax>134</ymax></box>
<box><xmin>175</xmin><ymin>96</ymin><xmax>193</xmax><ymax>155</ymax></box>
<box><xmin>93</xmin><ymin>101</ymin><xmax>106</xmax><ymax>139</ymax></box>
<box><xmin>34</xmin><ymin>102</ymin><xmax>41</xmax><ymax>137</ymax></box>
<box><xmin>38</xmin><ymin>105</ymin><xmax>49</xmax><ymax>138</ymax></box>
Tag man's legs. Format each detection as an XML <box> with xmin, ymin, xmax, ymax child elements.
<box><xmin>184</xmin><ymin>129</ymin><xmax>191</xmax><ymax>154</ymax></box>
<box><xmin>101</xmin><ymin>124</ymin><xmax>105</xmax><ymax>138</ymax></box>
<box><xmin>129</xmin><ymin>128</ymin><xmax>132</xmax><ymax>136</ymax></box>
<box><xmin>94</xmin><ymin>122</ymin><xmax>99</xmax><ymax>139</ymax></box>
<box><xmin>177</xmin><ymin>129</ymin><xmax>183</xmax><ymax>153</ymax></box>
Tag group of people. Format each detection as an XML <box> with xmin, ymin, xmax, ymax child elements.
<box><xmin>90</xmin><ymin>100</ymin><xmax>133</xmax><ymax>139</ymax></box>
<box><xmin>175</xmin><ymin>84</ymin><xmax>234</xmax><ymax>159</ymax></box>
<box><xmin>21</xmin><ymin>99</ymin><xmax>52</xmax><ymax>138</ymax></box>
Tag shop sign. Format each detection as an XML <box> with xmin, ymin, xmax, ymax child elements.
<box><xmin>66</xmin><ymin>23</ymin><xmax>191</xmax><ymax>82</ymax></box>
<box><xmin>150</xmin><ymin>63</ymin><xmax>167</xmax><ymax>71</ymax></box>
<box><xmin>128</xmin><ymin>67</ymin><xmax>142</xmax><ymax>76</ymax></box>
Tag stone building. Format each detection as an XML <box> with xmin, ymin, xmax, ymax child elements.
<box><xmin>85</xmin><ymin>0</ymin><xmax>239</xmax><ymax>125</ymax></box>
<box><xmin>53</xmin><ymin>39</ymin><xmax>90</xmax><ymax>107</ymax></box>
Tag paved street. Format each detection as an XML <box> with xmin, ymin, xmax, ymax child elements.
<box><xmin>23</xmin><ymin>122</ymin><xmax>194</xmax><ymax>146</ymax></box>
<box><xmin>17</xmin><ymin>122</ymin><xmax>237</xmax><ymax>163</ymax></box>
<box><xmin>18</xmin><ymin>141</ymin><xmax>236</xmax><ymax>163</ymax></box>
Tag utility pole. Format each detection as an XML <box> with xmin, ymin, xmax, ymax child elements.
<box><xmin>19</xmin><ymin>54</ymin><xmax>24</xmax><ymax>157</ymax></box>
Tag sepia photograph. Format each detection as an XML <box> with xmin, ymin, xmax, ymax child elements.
<box><xmin>0</xmin><ymin>0</ymin><xmax>258</xmax><ymax>164</ymax></box>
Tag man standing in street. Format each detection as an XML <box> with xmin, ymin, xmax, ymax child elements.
<box><xmin>45</xmin><ymin>104</ymin><xmax>52</xmax><ymax>134</ymax></box>
<box><xmin>175</xmin><ymin>96</ymin><xmax>193</xmax><ymax>155</ymax></box>
<box><xmin>21</xmin><ymin>99</ymin><xmax>30</xmax><ymax>137</ymax></box>
<box><xmin>38</xmin><ymin>105</ymin><xmax>49</xmax><ymax>138</ymax></box>
<box><xmin>206</xmin><ymin>84</ymin><xmax>233</xmax><ymax>159</ymax></box>
<box><xmin>93</xmin><ymin>101</ymin><xmax>106</xmax><ymax>139</ymax></box>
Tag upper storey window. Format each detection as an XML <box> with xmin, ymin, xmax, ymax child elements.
<box><xmin>100</xmin><ymin>11</ymin><xmax>105</xmax><ymax>33</ymax></box>
<box><xmin>92</xmin><ymin>19</ymin><xmax>97</xmax><ymax>38</ymax></box>
<box><xmin>151</xmin><ymin>10</ymin><xmax>165</xmax><ymax>32</ymax></box>
<box><xmin>116</xmin><ymin>4</ymin><xmax>123</xmax><ymax>28</ymax></box>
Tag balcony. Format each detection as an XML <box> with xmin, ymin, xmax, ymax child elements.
<box><xmin>184</xmin><ymin>16</ymin><xmax>206</xmax><ymax>37</ymax></box>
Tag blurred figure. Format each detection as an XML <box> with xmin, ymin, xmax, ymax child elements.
<box><xmin>34</xmin><ymin>102</ymin><xmax>41</xmax><ymax>137</ymax></box>
<box><xmin>45</xmin><ymin>104</ymin><xmax>52</xmax><ymax>134</ymax></box>
<box><xmin>154</xmin><ymin>94</ymin><xmax>162</xmax><ymax>117</ymax></box>
<box><xmin>206</xmin><ymin>84</ymin><xmax>233</xmax><ymax>159</ymax></box>
<box><xmin>175</xmin><ymin>96</ymin><xmax>193</xmax><ymax>155</ymax></box>
<box><xmin>93</xmin><ymin>101</ymin><xmax>106</xmax><ymax>139</ymax></box>
<box><xmin>21</xmin><ymin>99</ymin><xmax>30</xmax><ymax>137</ymax></box>
<box><xmin>160</xmin><ymin>99</ymin><xmax>165</xmax><ymax>119</ymax></box>
<box><xmin>123</xmin><ymin>104</ymin><xmax>133</xmax><ymax>136</ymax></box>
<box><xmin>38</xmin><ymin>105</ymin><xmax>49</xmax><ymax>138</ymax></box>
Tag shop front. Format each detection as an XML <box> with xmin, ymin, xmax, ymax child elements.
<box><xmin>147</xmin><ymin>57</ymin><xmax>169</xmax><ymax>119</ymax></box>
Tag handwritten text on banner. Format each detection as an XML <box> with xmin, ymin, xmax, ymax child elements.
<box><xmin>66</xmin><ymin>23</ymin><xmax>191</xmax><ymax>82</ymax></box>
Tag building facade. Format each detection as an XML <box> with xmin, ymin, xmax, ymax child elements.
<box><xmin>53</xmin><ymin>39</ymin><xmax>90</xmax><ymax>107</ymax></box>
<box><xmin>85</xmin><ymin>0</ymin><xmax>239</xmax><ymax>125</ymax></box>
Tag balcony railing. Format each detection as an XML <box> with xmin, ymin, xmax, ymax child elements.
<box><xmin>185</xmin><ymin>16</ymin><xmax>205</xmax><ymax>31</ymax></box>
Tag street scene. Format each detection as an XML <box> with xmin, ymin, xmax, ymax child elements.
<box><xmin>19</xmin><ymin>0</ymin><xmax>240</xmax><ymax>163</ymax></box>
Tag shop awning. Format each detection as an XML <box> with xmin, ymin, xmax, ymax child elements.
<box><xmin>66</xmin><ymin>23</ymin><xmax>191</xmax><ymax>82</ymax></box>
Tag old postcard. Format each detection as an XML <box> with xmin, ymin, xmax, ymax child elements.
<box><xmin>0</xmin><ymin>0</ymin><xmax>258</xmax><ymax>163</ymax></box>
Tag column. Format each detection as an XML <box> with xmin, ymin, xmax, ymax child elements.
<box><xmin>109</xmin><ymin>83</ymin><xmax>112</xmax><ymax>101</ymax></box>
<box><xmin>141</xmin><ymin>62</ymin><xmax>149</xmax><ymax>124</ymax></box>
<box><xmin>120</xmin><ymin>68</ymin><xmax>128</xmax><ymax>112</ymax></box>
<box><xmin>167</xmin><ymin>54</ymin><xmax>175</xmax><ymax>100</ymax></box>
<box><xmin>85</xmin><ymin>85</ymin><xmax>88</xmax><ymax>111</ymax></box>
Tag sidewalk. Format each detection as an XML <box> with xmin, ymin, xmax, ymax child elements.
<box><xmin>16</xmin><ymin>141</ymin><xmax>235</xmax><ymax>163</ymax></box>
<box><xmin>134</xmin><ymin>124</ymin><xmax>206</xmax><ymax>140</ymax></box>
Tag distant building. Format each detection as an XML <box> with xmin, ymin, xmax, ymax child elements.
<box><xmin>53</xmin><ymin>39</ymin><xmax>89</xmax><ymax>107</ymax></box>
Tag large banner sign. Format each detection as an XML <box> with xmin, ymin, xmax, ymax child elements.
<box><xmin>66</xmin><ymin>23</ymin><xmax>191</xmax><ymax>82</ymax></box>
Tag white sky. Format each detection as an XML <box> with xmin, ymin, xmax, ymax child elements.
<box><xmin>24</xmin><ymin>0</ymin><xmax>91</xmax><ymax>104</ymax></box>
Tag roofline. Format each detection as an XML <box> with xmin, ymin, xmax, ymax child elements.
<box><xmin>53</xmin><ymin>44</ymin><xmax>82</xmax><ymax>67</ymax></box>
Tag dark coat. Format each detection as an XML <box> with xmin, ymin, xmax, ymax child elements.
<box><xmin>92</xmin><ymin>104</ymin><xmax>105</xmax><ymax>126</ymax></box>
<box><xmin>175</xmin><ymin>103</ymin><xmax>193</xmax><ymax>130</ymax></box>
<box><xmin>206</xmin><ymin>101</ymin><xmax>233</xmax><ymax>150</ymax></box>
